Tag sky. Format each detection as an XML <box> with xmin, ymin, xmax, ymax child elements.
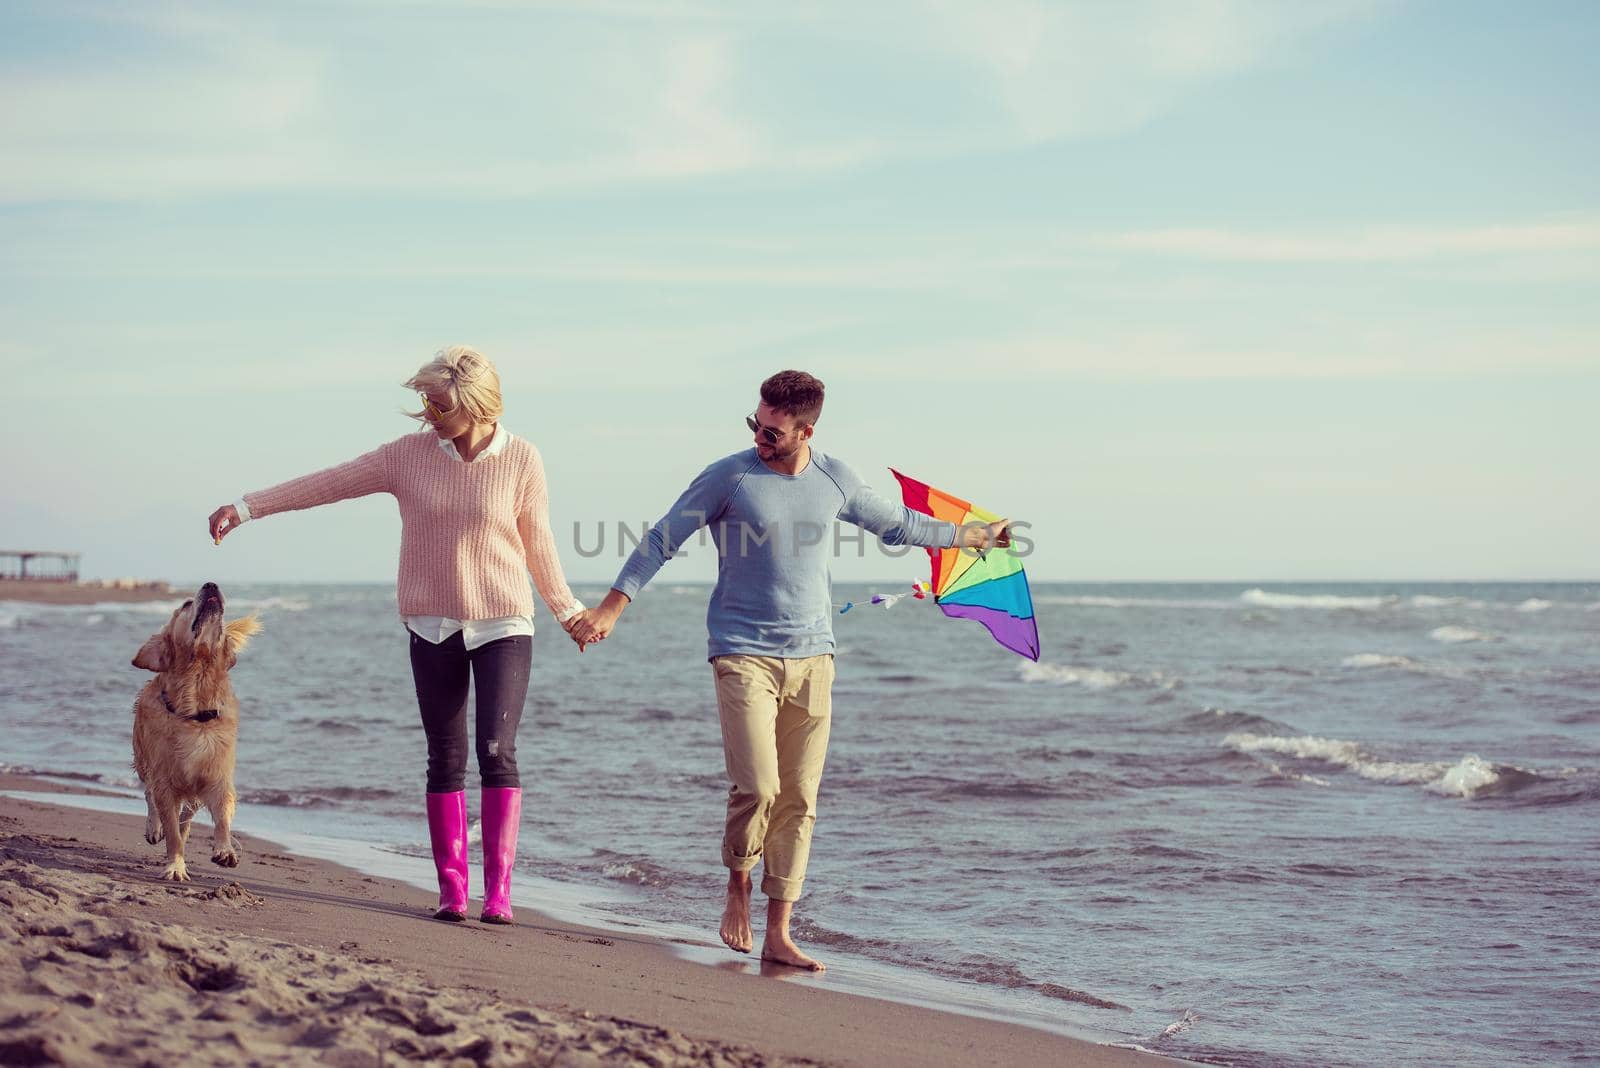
<box><xmin>2</xmin><ymin>0</ymin><xmax>1596</xmax><ymax>586</ymax></box>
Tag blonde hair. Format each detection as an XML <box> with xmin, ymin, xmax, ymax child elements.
<box><xmin>404</xmin><ymin>345</ymin><xmax>504</xmax><ymax>426</ymax></box>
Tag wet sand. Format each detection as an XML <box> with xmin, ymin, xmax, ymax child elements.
<box><xmin>0</xmin><ymin>775</ymin><xmax>1176</xmax><ymax>1067</ymax></box>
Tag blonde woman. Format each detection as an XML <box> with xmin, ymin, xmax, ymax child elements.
<box><xmin>206</xmin><ymin>345</ymin><xmax>591</xmax><ymax>925</ymax></box>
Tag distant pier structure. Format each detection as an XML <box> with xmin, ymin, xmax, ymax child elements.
<box><xmin>0</xmin><ymin>550</ymin><xmax>81</xmax><ymax>582</ymax></box>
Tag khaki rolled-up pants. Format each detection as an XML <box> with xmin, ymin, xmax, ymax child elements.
<box><xmin>711</xmin><ymin>653</ymin><xmax>834</xmax><ymax>902</ymax></box>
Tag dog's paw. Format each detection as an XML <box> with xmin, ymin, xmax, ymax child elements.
<box><xmin>145</xmin><ymin>827</ymin><xmax>163</xmax><ymax>845</ymax></box>
<box><xmin>163</xmin><ymin>863</ymin><xmax>191</xmax><ymax>883</ymax></box>
<box><xmin>211</xmin><ymin>848</ymin><xmax>239</xmax><ymax>868</ymax></box>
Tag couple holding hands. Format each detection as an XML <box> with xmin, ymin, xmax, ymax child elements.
<box><xmin>207</xmin><ymin>347</ymin><xmax>1010</xmax><ymax>970</ymax></box>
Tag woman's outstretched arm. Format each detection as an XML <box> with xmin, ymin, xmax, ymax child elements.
<box><xmin>208</xmin><ymin>442</ymin><xmax>394</xmax><ymax>541</ymax></box>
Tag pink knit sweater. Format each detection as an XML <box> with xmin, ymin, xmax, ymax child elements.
<box><xmin>244</xmin><ymin>430</ymin><xmax>581</xmax><ymax>621</ymax></box>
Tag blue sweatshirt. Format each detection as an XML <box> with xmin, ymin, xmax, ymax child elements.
<box><xmin>613</xmin><ymin>448</ymin><xmax>958</xmax><ymax>660</ymax></box>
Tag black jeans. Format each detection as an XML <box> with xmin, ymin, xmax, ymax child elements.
<box><xmin>408</xmin><ymin>630</ymin><xmax>532</xmax><ymax>793</ymax></box>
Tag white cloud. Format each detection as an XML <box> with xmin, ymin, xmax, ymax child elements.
<box><xmin>0</xmin><ymin>0</ymin><xmax>1381</xmax><ymax>202</ymax></box>
<box><xmin>1105</xmin><ymin>220</ymin><xmax>1600</xmax><ymax>262</ymax></box>
<box><xmin>920</xmin><ymin>0</ymin><xmax>1383</xmax><ymax>143</ymax></box>
<box><xmin>832</xmin><ymin>323</ymin><xmax>1600</xmax><ymax>381</ymax></box>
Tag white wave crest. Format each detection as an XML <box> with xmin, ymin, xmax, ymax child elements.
<box><xmin>1339</xmin><ymin>653</ymin><xmax>1468</xmax><ymax>679</ymax></box>
<box><xmin>237</xmin><ymin>596</ymin><xmax>311</xmax><ymax>613</ymax></box>
<box><xmin>0</xmin><ymin>611</ymin><xmax>17</xmax><ymax>629</ymax></box>
<box><xmin>1223</xmin><ymin>732</ymin><xmax>1502</xmax><ymax>798</ymax></box>
<box><xmin>1514</xmin><ymin>598</ymin><xmax>1552</xmax><ymax>613</ymax></box>
<box><xmin>1407</xmin><ymin>595</ymin><xmax>1490</xmax><ymax>609</ymax></box>
<box><xmin>1434</xmin><ymin>755</ymin><xmax>1501</xmax><ymax>797</ymax></box>
<box><xmin>1155</xmin><ymin>1009</ymin><xmax>1200</xmax><ymax>1042</ymax></box>
<box><xmin>1018</xmin><ymin>662</ymin><xmax>1131</xmax><ymax>689</ymax></box>
<box><xmin>1430</xmin><ymin>625</ymin><xmax>1494</xmax><ymax>644</ymax></box>
<box><xmin>1240</xmin><ymin>589</ymin><xmax>1396</xmax><ymax>610</ymax></box>
<box><xmin>1032</xmin><ymin>595</ymin><xmax>1235</xmax><ymax>609</ymax></box>
<box><xmin>1341</xmin><ymin>653</ymin><xmax>1417</xmax><ymax>669</ymax></box>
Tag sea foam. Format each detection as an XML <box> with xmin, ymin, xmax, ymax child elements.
<box><xmin>1341</xmin><ymin>653</ymin><xmax>1417</xmax><ymax>669</ymax></box>
<box><xmin>1223</xmin><ymin>732</ymin><xmax>1506</xmax><ymax>798</ymax></box>
<box><xmin>1429</xmin><ymin>625</ymin><xmax>1493</xmax><ymax>643</ymax></box>
<box><xmin>1240</xmin><ymin>589</ymin><xmax>1396</xmax><ymax>610</ymax></box>
<box><xmin>1018</xmin><ymin>662</ymin><xmax>1132</xmax><ymax>690</ymax></box>
<box><xmin>1032</xmin><ymin>594</ymin><xmax>1235</xmax><ymax>609</ymax></box>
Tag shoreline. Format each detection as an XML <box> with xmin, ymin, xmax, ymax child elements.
<box><xmin>0</xmin><ymin>775</ymin><xmax>1180</xmax><ymax>1067</ymax></box>
<box><xmin>0</xmin><ymin>578</ymin><xmax>177</xmax><ymax>605</ymax></box>
<box><xmin>1</xmin><ymin>767</ymin><xmax>1156</xmax><ymax>1042</ymax></box>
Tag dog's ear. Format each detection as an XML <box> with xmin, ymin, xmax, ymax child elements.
<box><xmin>224</xmin><ymin>614</ymin><xmax>262</xmax><ymax>668</ymax></box>
<box><xmin>133</xmin><ymin>630</ymin><xmax>171</xmax><ymax>672</ymax></box>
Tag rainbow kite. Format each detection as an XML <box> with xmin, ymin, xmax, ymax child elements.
<box><xmin>891</xmin><ymin>469</ymin><xmax>1040</xmax><ymax>661</ymax></box>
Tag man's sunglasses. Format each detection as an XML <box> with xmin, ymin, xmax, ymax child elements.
<box><xmin>746</xmin><ymin>412</ymin><xmax>795</xmax><ymax>444</ymax></box>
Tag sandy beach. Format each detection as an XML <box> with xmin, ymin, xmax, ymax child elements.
<box><xmin>0</xmin><ymin>774</ymin><xmax>1175</xmax><ymax>1068</ymax></box>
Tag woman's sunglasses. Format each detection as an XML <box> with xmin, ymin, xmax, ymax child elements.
<box><xmin>420</xmin><ymin>393</ymin><xmax>460</xmax><ymax>422</ymax></box>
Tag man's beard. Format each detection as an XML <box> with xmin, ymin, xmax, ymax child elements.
<box><xmin>760</xmin><ymin>438</ymin><xmax>804</xmax><ymax>462</ymax></box>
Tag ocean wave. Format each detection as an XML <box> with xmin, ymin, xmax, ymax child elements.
<box><xmin>1031</xmin><ymin>594</ymin><xmax>1234</xmax><ymax>609</ymax></box>
<box><xmin>1514</xmin><ymin>598</ymin><xmax>1552</xmax><ymax>613</ymax></box>
<box><xmin>236</xmin><ymin>596</ymin><xmax>311</xmax><ymax>613</ymax></box>
<box><xmin>859</xmin><ymin>770</ymin><xmax>1108</xmax><ymax>804</ymax></box>
<box><xmin>788</xmin><ymin>919</ymin><xmax>1129</xmax><ymax>1010</ymax></box>
<box><xmin>239</xmin><ymin>785</ymin><xmax>401</xmax><ymax>808</ymax></box>
<box><xmin>1240</xmin><ymin>589</ymin><xmax>1397</xmax><ymax>610</ymax></box>
<box><xmin>934</xmin><ymin>779</ymin><xmax>1071</xmax><ymax>802</ymax></box>
<box><xmin>635</xmin><ymin>706</ymin><xmax>676</xmax><ymax>722</ymax></box>
<box><xmin>1222</xmin><ymin>732</ymin><xmax>1528</xmax><ymax>799</ymax></box>
<box><xmin>1408</xmin><ymin>594</ymin><xmax>1493</xmax><ymax>610</ymax></box>
<box><xmin>1341</xmin><ymin>653</ymin><xmax>1417</xmax><ymax>669</ymax></box>
<box><xmin>1152</xmin><ymin>1009</ymin><xmax>1200</xmax><ymax>1044</ymax></box>
<box><xmin>82</xmin><ymin>599</ymin><xmax>188</xmax><ymax>614</ymax></box>
<box><xmin>1429</xmin><ymin>625</ymin><xmax>1495</xmax><ymax>644</ymax></box>
<box><xmin>1339</xmin><ymin>653</ymin><xmax>1466</xmax><ymax>678</ymax></box>
<box><xmin>1017</xmin><ymin>661</ymin><xmax>1173</xmax><ymax>691</ymax></box>
<box><xmin>593</xmin><ymin>850</ymin><xmax>681</xmax><ymax>890</ymax></box>
<box><xmin>0</xmin><ymin>599</ymin><xmax>185</xmax><ymax>626</ymax></box>
<box><xmin>0</xmin><ymin>764</ymin><xmax>141</xmax><ymax>790</ymax></box>
<box><xmin>1172</xmin><ymin>708</ymin><xmax>1295</xmax><ymax>736</ymax></box>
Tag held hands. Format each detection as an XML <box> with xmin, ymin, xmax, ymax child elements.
<box><xmin>563</xmin><ymin>591</ymin><xmax>630</xmax><ymax>652</ymax></box>
<box><xmin>208</xmin><ymin>504</ymin><xmax>242</xmax><ymax>544</ymax></box>
<box><xmin>562</xmin><ymin>609</ymin><xmax>607</xmax><ymax>652</ymax></box>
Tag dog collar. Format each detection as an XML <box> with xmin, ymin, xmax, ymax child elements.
<box><xmin>161</xmin><ymin>689</ymin><xmax>220</xmax><ymax>723</ymax></box>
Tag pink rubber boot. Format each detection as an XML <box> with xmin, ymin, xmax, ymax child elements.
<box><xmin>479</xmin><ymin>786</ymin><xmax>522</xmax><ymax>924</ymax></box>
<box><xmin>425</xmin><ymin>790</ymin><xmax>470</xmax><ymax>922</ymax></box>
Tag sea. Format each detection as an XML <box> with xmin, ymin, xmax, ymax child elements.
<box><xmin>2</xmin><ymin>581</ymin><xmax>1597</xmax><ymax>1066</ymax></box>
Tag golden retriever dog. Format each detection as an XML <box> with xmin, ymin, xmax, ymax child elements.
<box><xmin>131</xmin><ymin>582</ymin><xmax>261</xmax><ymax>881</ymax></box>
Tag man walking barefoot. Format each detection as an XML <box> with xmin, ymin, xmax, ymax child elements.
<box><xmin>572</xmin><ymin>371</ymin><xmax>1010</xmax><ymax>971</ymax></box>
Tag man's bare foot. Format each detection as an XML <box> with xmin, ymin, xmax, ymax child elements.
<box><xmin>761</xmin><ymin>930</ymin><xmax>825</xmax><ymax>972</ymax></box>
<box><xmin>720</xmin><ymin>872</ymin><xmax>754</xmax><ymax>953</ymax></box>
<box><xmin>762</xmin><ymin>896</ymin><xmax>825</xmax><ymax>971</ymax></box>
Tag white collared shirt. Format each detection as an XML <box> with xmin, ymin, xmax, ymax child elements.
<box><xmin>234</xmin><ymin>424</ymin><xmax>581</xmax><ymax>650</ymax></box>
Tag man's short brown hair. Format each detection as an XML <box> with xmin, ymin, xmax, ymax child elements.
<box><xmin>760</xmin><ymin>370</ymin><xmax>825</xmax><ymax>426</ymax></box>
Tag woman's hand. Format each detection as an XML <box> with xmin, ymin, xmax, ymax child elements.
<box><xmin>208</xmin><ymin>504</ymin><xmax>242</xmax><ymax>544</ymax></box>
